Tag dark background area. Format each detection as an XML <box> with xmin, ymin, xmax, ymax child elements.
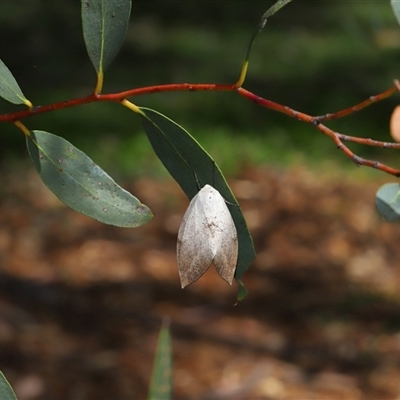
<box><xmin>1</xmin><ymin>1</ymin><xmax>400</xmax><ymax>174</ymax></box>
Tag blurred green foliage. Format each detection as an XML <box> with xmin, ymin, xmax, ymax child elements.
<box><xmin>1</xmin><ymin>1</ymin><xmax>400</xmax><ymax>177</ymax></box>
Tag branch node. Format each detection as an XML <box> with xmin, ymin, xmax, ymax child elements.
<box><xmin>352</xmin><ymin>155</ymin><xmax>363</xmax><ymax>167</ymax></box>
<box><xmin>311</xmin><ymin>117</ymin><xmax>321</xmax><ymax>126</ymax></box>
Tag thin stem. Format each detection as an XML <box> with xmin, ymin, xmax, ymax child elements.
<box><xmin>236</xmin><ymin>0</ymin><xmax>293</xmax><ymax>88</ymax></box>
<box><xmin>94</xmin><ymin>71</ymin><xmax>104</xmax><ymax>95</ymax></box>
<box><xmin>0</xmin><ymin>83</ymin><xmax>235</xmax><ymax>122</ymax></box>
<box><xmin>13</xmin><ymin>120</ymin><xmax>30</xmax><ymax>137</ymax></box>
<box><xmin>313</xmin><ymin>84</ymin><xmax>398</xmax><ymax>123</ymax></box>
<box><xmin>336</xmin><ymin>135</ymin><xmax>400</xmax><ymax>149</ymax></box>
<box><xmin>0</xmin><ymin>93</ymin><xmax>98</xmax><ymax>122</ymax></box>
<box><xmin>1</xmin><ymin>80</ymin><xmax>400</xmax><ymax>177</ymax></box>
<box><xmin>120</xmin><ymin>99</ymin><xmax>145</xmax><ymax>115</ymax></box>
<box><xmin>236</xmin><ymin>87</ymin><xmax>400</xmax><ymax>177</ymax></box>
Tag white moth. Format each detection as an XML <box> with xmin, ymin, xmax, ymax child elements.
<box><xmin>177</xmin><ymin>184</ymin><xmax>238</xmax><ymax>288</ymax></box>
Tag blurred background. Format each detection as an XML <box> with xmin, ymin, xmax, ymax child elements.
<box><xmin>1</xmin><ymin>0</ymin><xmax>400</xmax><ymax>176</ymax></box>
<box><xmin>2</xmin><ymin>1</ymin><xmax>400</xmax><ymax>399</ymax></box>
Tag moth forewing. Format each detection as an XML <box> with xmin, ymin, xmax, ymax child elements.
<box><xmin>177</xmin><ymin>189</ymin><xmax>214</xmax><ymax>288</ymax></box>
<box><xmin>213</xmin><ymin>207</ymin><xmax>238</xmax><ymax>285</ymax></box>
<box><xmin>177</xmin><ymin>184</ymin><xmax>238</xmax><ymax>287</ymax></box>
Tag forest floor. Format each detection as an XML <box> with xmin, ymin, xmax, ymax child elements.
<box><xmin>1</xmin><ymin>164</ymin><xmax>400</xmax><ymax>400</ymax></box>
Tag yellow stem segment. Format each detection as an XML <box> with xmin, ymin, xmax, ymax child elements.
<box><xmin>14</xmin><ymin>120</ymin><xmax>30</xmax><ymax>137</ymax></box>
<box><xmin>120</xmin><ymin>99</ymin><xmax>145</xmax><ymax>116</ymax></box>
<box><xmin>94</xmin><ymin>70</ymin><xmax>104</xmax><ymax>95</ymax></box>
<box><xmin>24</xmin><ymin>99</ymin><xmax>34</xmax><ymax>111</ymax></box>
<box><xmin>235</xmin><ymin>61</ymin><xmax>249</xmax><ymax>88</ymax></box>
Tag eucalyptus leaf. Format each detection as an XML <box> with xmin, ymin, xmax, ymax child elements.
<box><xmin>139</xmin><ymin>108</ymin><xmax>255</xmax><ymax>298</ymax></box>
<box><xmin>376</xmin><ymin>182</ymin><xmax>400</xmax><ymax>222</ymax></box>
<box><xmin>0</xmin><ymin>371</ymin><xmax>18</xmax><ymax>400</ymax></box>
<box><xmin>241</xmin><ymin>0</ymin><xmax>293</xmax><ymax>80</ymax></box>
<box><xmin>262</xmin><ymin>0</ymin><xmax>293</xmax><ymax>20</ymax></box>
<box><xmin>148</xmin><ymin>321</ymin><xmax>172</xmax><ymax>400</ymax></box>
<box><xmin>27</xmin><ymin>130</ymin><xmax>152</xmax><ymax>227</ymax></box>
<box><xmin>81</xmin><ymin>0</ymin><xmax>131</xmax><ymax>73</ymax></box>
<box><xmin>0</xmin><ymin>58</ymin><xmax>30</xmax><ymax>106</ymax></box>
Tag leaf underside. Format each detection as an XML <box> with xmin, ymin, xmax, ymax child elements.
<box><xmin>376</xmin><ymin>182</ymin><xmax>400</xmax><ymax>222</ymax></box>
<box><xmin>27</xmin><ymin>130</ymin><xmax>153</xmax><ymax>228</ymax></box>
<box><xmin>0</xmin><ymin>58</ymin><xmax>29</xmax><ymax>105</ymax></box>
<box><xmin>0</xmin><ymin>371</ymin><xmax>17</xmax><ymax>400</ymax></box>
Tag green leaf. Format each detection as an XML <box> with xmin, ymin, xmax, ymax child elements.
<box><xmin>148</xmin><ymin>320</ymin><xmax>173</xmax><ymax>400</ymax></box>
<box><xmin>238</xmin><ymin>0</ymin><xmax>293</xmax><ymax>87</ymax></box>
<box><xmin>262</xmin><ymin>0</ymin><xmax>293</xmax><ymax>20</ymax></box>
<box><xmin>81</xmin><ymin>0</ymin><xmax>131</xmax><ymax>74</ymax></box>
<box><xmin>0</xmin><ymin>371</ymin><xmax>18</xmax><ymax>400</ymax></box>
<box><xmin>0</xmin><ymin>58</ymin><xmax>30</xmax><ymax>106</ymax></box>
<box><xmin>27</xmin><ymin>130</ymin><xmax>153</xmax><ymax>227</ymax></box>
<box><xmin>139</xmin><ymin>108</ymin><xmax>256</xmax><ymax>298</ymax></box>
<box><xmin>376</xmin><ymin>182</ymin><xmax>400</xmax><ymax>222</ymax></box>
<box><xmin>392</xmin><ymin>0</ymin><xmax>400</xmax><ymax>26</ymax></box>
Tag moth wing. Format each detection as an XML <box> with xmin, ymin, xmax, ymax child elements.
<box><xmin>177</xmin><ymin>192</ymin><xmax>213</xmax><ymax>288</ymax></box>
<box><xmin>213</xmin><ymin>201</ymin><xmax>238</xmax><ymax>285</ymax></box>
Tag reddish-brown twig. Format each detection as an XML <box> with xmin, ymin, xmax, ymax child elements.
<box><xmin>312</xmin><ymin>82</ymin><xmax>398</xmax><ymax>123</ymax></box>
<box><xmin>236</xmin><ymin>87</ymin><xmax>400</xmax><ymax>177</ymax></box>
<box><xmin>0</xmin><ymin>83</ymin><xmax>235</xmax><ymax>123</ymax></box>
<box><xmin>1</xmin><ymin>81</ymin><xmax>400</xmax><ymax>176</ymax></box>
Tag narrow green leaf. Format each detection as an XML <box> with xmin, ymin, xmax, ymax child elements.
<box><xmin>81</xmin><ymin>0</ymin><xmax>131</xmax><ymax>74</ymax></box>
<box><xmin>376</xmin><ymin>183</ymin><xmax>400</xmax><ymax>222</ymax></box>
<box><xmin>0</xmin><ymin>371</ymin><xmax>18</xmax><ymax>400</ymax></box>
<box><xmin>261</xmin><ymin>0</ymin><xmax>293</xmax><ymax>20</ymax></box>
<box><xmin>140</xmin><ymin>108</ymin><xmax>256</xmax><ymax>298</ymax></box>
<box><xmin>239</xmin><ymin>0</ymin><xmax>293</xmax><ymax>86</ymax></box>
<box><xmin>148</xmin><ymin>320</ymin><xmax>173</xmax><ymax>400</ymax></box>
<box><xmin>392</xmin><ymin>0</ymin><xmax>400</xmax><ymax>26</ymax></box>
<box><xmin>27</xmin><ymin>130</ymin><xmax>152</xmax><ymax>227</ymax></box>
<box><xmin>0</xmin><ymin>59</ymin><xmax>30</xmax><ymax>106</ymax></box>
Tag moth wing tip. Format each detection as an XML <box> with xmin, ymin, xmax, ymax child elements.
<box><xmin>226</xmin><ymin>277</ymin><xmax>234</xmax><ymax>285</ymax></box>
<box><xmin>180</xmin><ymin>277</ymin><xmax>190</xmax><ymax>288</ymax></box>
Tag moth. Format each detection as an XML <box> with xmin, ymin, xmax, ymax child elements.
<box><xmin>177</xmin><ymin>184</ymin><xmax>238</xmax><ymax>288</ymax></box>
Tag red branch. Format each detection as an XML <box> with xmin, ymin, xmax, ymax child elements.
<box><xmin>1</xmin><ymin>81</ymin><xmax>400</xmax><ymax>176</ymax></box>
<box><xmin>236</xmin><ymin>86</ymin><xmax>400</xmax><ymax>177</ymax></box>
<box><xmin>313</xmin><ymin>83</ymin><xmax>398</xmax><ymax>122</ymax></box>
<box><xmin>0</xmin><ymin>84</ymin><xmax>234</xmax><ymax>122</ymax></box>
